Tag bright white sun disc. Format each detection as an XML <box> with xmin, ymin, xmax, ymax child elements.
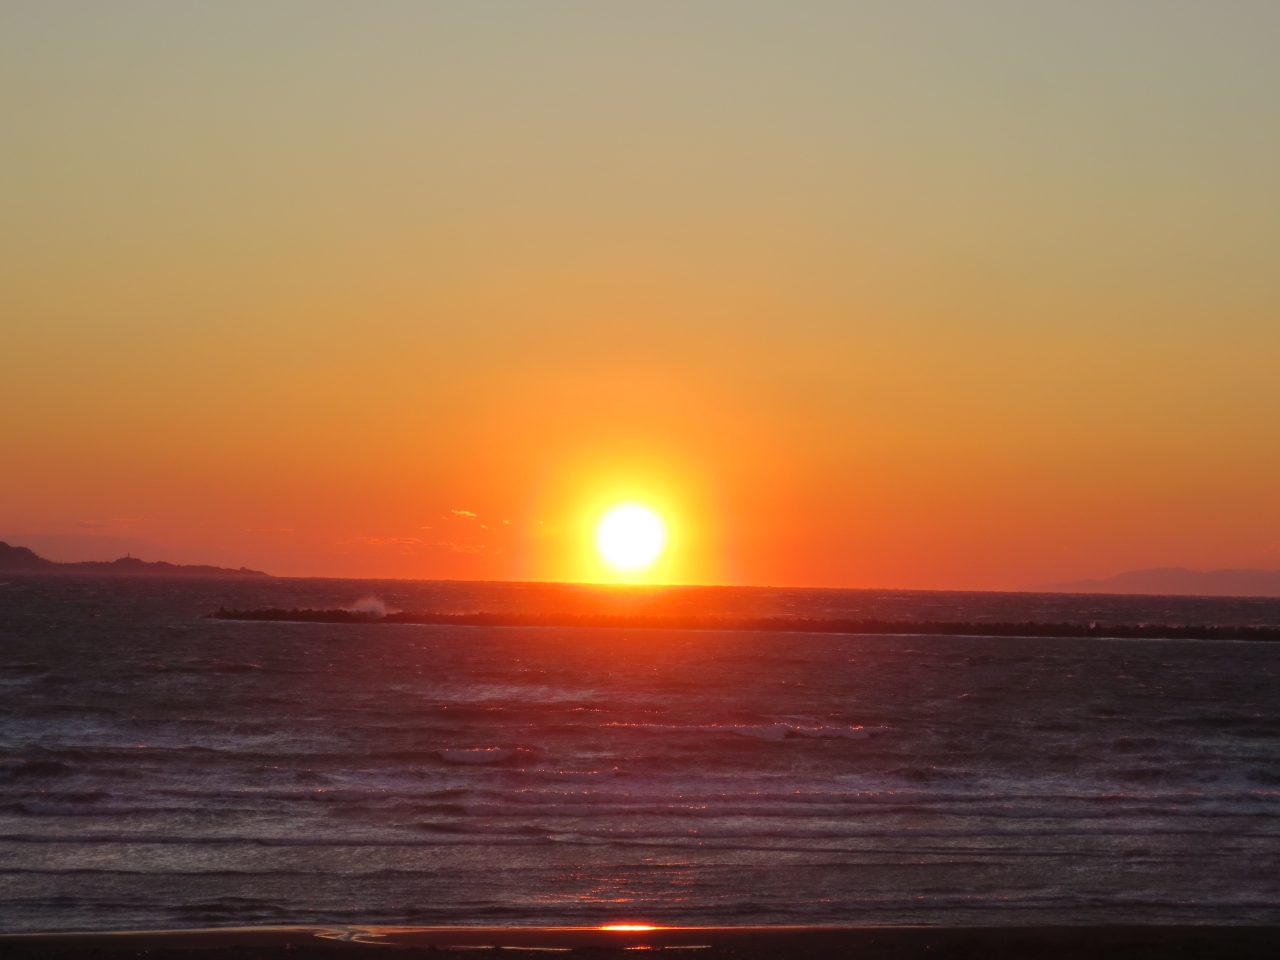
<box><xmin>596</xmin><ymin>505</ymin><xmax>666</xmax><ymax>570</ymax></box>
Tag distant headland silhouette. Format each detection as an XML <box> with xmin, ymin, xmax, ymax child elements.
<box><xmin>1039</xmin><ymin>566</ymin><xmax>1280</xmax><ymax>598</ymax></box>
<box><xmin>0</xmin><ymin>541</ymin><xmax>269</xmax><ymax>578</ymax></box>
<box><xmin>5</xmin><ymin>539</ymin><xmax>1278</xmax><ymax>596</ymax></box>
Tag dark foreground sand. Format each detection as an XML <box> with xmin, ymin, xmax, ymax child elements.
<box><xmin>3</xmin><ymin>926</ymin><xmax>1280</xmax><ymax>960</ymax></box>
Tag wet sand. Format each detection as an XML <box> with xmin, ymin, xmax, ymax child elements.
<box><xmin>3</xmin><ymin>926</ymin><xmax>1280</xmax><ymax>960</ymax></box>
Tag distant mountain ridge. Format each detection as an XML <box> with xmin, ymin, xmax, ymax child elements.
<box><xmin>1041</xmin><ymin>566</ymin><xmax>1280</xmax><ymax>598</ymax></box>
<box><xmin>0</xmin><ymin>541</ymin><xmax>269</xmax><ymax>577</ymax></box>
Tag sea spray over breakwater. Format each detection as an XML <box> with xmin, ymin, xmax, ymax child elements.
<box><xmin>1</xmin><ymin>575</ymin><xmax>1279</xmax><ymax>931</ymax></box>
<box><xmin>347</xmin><ymin>596</ymin><xmax>394</xmax><ymax>617</ymax></box>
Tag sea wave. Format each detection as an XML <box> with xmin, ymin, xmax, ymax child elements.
<box><xmin>605</xmin><ymin>722</ymin><xmax>883</xmax><ymax>740</ymax></box>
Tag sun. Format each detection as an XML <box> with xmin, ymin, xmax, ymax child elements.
<box><xmin>595</xmin><ymin>504</ymin><xmax>667</xmax><ymax>571</ymax></box>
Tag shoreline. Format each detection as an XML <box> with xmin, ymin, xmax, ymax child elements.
<box><xmin>3</xmin><ymin>925</ymin><xmax>1280</xmax><ymax>959</ymax></box>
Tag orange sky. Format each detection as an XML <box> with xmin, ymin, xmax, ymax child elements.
<box><xmin>2</xmin><ymin>3</ymin><xmax>1279</xmax><ymax>589</ymax></box>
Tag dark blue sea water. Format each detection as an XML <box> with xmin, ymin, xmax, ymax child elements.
<box><xmin>2</xmin><ymin>575</ymin><xmax>1279</xmax><ymax>932</ymax></box>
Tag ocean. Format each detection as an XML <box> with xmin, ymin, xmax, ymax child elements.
<box><xmin>1</xmin><ymin>575</ymin><xmax>1279</xmax><ymax>932</ymax></box>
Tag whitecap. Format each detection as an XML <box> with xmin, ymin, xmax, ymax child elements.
<box><xmin>439</xmin><ymin>747</ymin><xmax>516</xmax><ymax>765</ymax></box>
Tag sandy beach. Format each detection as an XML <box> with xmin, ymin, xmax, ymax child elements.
<box><xmin>4</xmin><ymin>926</ymin><xmax>1280</xmax><ymax>960</ymax></box>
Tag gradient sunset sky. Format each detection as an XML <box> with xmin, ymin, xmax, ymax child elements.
<box><xmin>2</xmin><ymin>2</ymin><xmax>1278</xmax><ymax>588</ymax></box>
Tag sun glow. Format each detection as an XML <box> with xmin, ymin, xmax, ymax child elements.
<box><xmin>595</xmin><ymin>504</ymin><xmax>667</xmax><ymax>571</ymax></box>
<box><xmin>599</xmin><ymin>925</ymin><xmax>661</xmax><ymax>932</ymax></box>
